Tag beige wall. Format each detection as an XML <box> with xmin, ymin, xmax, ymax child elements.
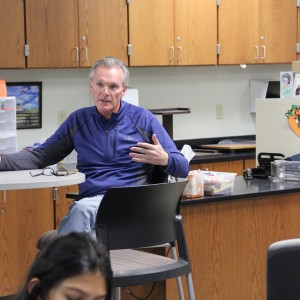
<box><xmin>0</xmin><ymin>64</ymin><xmax>290</xmax><ymax>150</ymax></box>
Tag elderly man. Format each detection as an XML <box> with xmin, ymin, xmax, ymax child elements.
<box><xmin>0</xmin><ymin>56</ymin><xmax>188</xmax><ymax>235</ymax></box>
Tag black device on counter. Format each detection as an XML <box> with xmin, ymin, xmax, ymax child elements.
<box><xmin>244</xmin><ymin>152</ymin><xmax>285</xmax><ymax>179</ymax></box>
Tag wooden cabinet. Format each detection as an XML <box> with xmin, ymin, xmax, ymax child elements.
<box><xmin>25</xmin><ymin>0</ymin><xmax>128</xmax><ymax>68</ymax></box>
<box><xmin>218</xmin><ymin>0</ymin><xmax>297</xmax><ymax>65</ymax></box>
<box><xmin>244</xmin><ymin>158</ymin><xmax>256</xmax><ymax>170</ymax></box>
<box><xmin>0</xmin><ymin>185</ymin><xmax>84</xmax><ymax>297</ymax></box>
<box><xmin>55</xmin><ymin>184</ymin><xmax>79</xmax><ymax>227</ymax></box>
<box><xmin>0</xmin><ymin>189</ymin><xmax>54</xmax><ymax>297</ymax></box>
<box><xmin>128</xmin><ymin>0</ymin><xmax>217</xmax><ymax>66</ymax></box>
<box><xmin>190</xmin><ymin>159</ymin><xmax>256</xmax><ymax>176</ymax></box>
<box><xmin>167</xmin><ymin>192</ymin><xmax>300</xmax><ymax>300</ymax></box>
<box><xmin>0</xmin><ymin>0</ymin><xmax>25</xmax><ymax>68</ymax></box>
<box><xmin>1</xmin><ymin>0</ymin><xmax>298</xmax><ymax>69</ymax></box>
<box><xmin>190</xmin><ymin>160</ymin><xmax>245</xmax><ymax>176</ymax></box>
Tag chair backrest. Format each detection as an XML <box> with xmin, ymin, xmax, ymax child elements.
<box><xmin>267</xmin><ymin>239</ymin><xmax>300</xmax><ymax>300</ymax></box>
<box><xmin>96</xmin><ymin>180</ymin><xmax>188</xmax><ymax>250</ymax></box>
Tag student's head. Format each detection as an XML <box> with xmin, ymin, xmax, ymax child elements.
<box><xmin>89</xmin><ymin>57</ymin><xmax>129</xmax><ymax>119</ymax></box>
<box><xmin>15</xmin><ymin>232</ymin><xmax>112</xmax><ymax>300</ymax></box>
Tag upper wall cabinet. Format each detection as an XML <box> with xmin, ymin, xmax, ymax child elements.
<box><xmin>218</xmin><ymin>0</ymin><xmax>297</xmax><ymax>65</ymax></box>
<box><xmin>128</xmin><ymin>0</ymin><xmax>217</xmax><ymax>66</ymax></box>
<box><xmin>0</xmin><ymin>0</ymin><xmax>25</xmax><ymax>68</ymax></box>
<box><xmin>25</xmin><ymin>0</ymin><xmax>128</xmax><ymax>68</ymax></box>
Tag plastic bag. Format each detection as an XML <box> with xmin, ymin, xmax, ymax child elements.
<box><xmin>182</xmin><ymin>170</ymin><xmax>204</xmax><ymax>198</ymax></box>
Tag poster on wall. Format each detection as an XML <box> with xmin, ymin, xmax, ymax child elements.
<box><xmin>6</xmin><ymin>82</ymin><xmax>42</xmax><ymax>129</ymax></box>
<box><xmin>292</xmin><ymin>74</ymin><xmax>300</xmax><ymax>98</ymax></box>
<box><xmin>280</xmin><ymin>71</ymin><xmax>294</xmax><ymax>99</ymax></box>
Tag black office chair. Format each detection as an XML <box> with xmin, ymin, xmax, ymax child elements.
<box><xmin>267</xmin><ymin>238</ymin><xmax>300</xmax><ymax>300</ymax></box>
<box><xmin>96</xmin><ymin>180</ymin><xmax>195</xmax><ymax>300</ymax></box>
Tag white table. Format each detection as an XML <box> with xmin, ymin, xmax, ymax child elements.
<box><xmin>0</xmin><ymin>169</ymin><xmax>85</xmax><ymax>190</ymax></box>
<box><xmin>0</xmin><ymin>169</ymin><xmax>85</xmax><ymax>207</ymax></box>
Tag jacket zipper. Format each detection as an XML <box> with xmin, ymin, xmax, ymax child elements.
<box><xmin>113</xmin><ymin>126</ymin><xmax>118</xmax><ymax>161</ymax></box>
<box><xmin>105</xmin><ymin>127</ymin><xmax>109</xmax><ymax>161</ymax></box>
<box><xmin>104</xmin><ymin>125</ymin><xmax>118</xmax><ymax>161</ymax></box>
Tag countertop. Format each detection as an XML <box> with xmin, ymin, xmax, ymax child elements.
<box><xmin>190</xmin><ymin>150</ymin><xmax>255</xmax><ymax>164</ymax></box>
<box><xmin>175</xmin><ymin>135</ymin><xmax>256</xmax><ymax>164</ymax></box>
<box><xmin>181</xmin><ymin>176</ymin><xmax>300</xmax><ymax>206</ymax></box>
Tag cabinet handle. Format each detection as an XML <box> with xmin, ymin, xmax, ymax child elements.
<box><xmin>0</xmin><ymin>190</ymin><xmax>6</xmax><ymax>215</ymax></box>
<box><xmin>254</xmin><ymin>46</ymin><xmax>259</xmax><ymax>61</ymax></box>
<box><xmin>170</xmin><ymin>47</ymin><xmax>175</xmax><ymax>62</ymax></box>
<box><xmin>83</xmin><ymin>47</ymin><xmax>88</xmax><ymax>62</ymax></box>
<box><xmin>178</xmin><ymin>46</ymin><xmax>182</xmax><ymax>62</ymax></box>
<box><xmin>74</xmin><ymin>47</ymin><xmax>79</xmax><ymax>62</ymax></box>
<box><xmin>261</xmin><ymin>45</ymin><xmax>266</xmax><ymax>60</ymax></box>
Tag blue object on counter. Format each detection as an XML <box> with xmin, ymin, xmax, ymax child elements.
<box><xmin>285</xmin><ymin>153</ymin><xmax>300</xmax><ymax>161</ymax></box>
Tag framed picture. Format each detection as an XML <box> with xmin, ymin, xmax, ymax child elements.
<box><xmin>6</xmin><ymin>81</ymin><xmax>42</xmax><ymax>129</ymax></box>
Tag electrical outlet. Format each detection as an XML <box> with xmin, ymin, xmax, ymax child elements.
<box><xmin>58</xmin><ymin>110</ymin><xmax>67</xmax><ymax>126</ymax></box>
<box><xmin>216</xmin><ymin>104</ymin><xmax>223</xmax><ymax>120</ymax></box>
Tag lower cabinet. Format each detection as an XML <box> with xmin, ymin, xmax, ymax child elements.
<box><xmin>190</xmin><ymin>159</ymin><xmax>244</xmax><ymax>175</ymax></box>
<box><xmin>0</xmin><ymin>188</ymin><xmax>54</xmax><ymax>297</ymax></box>
<box><xmin>190</xmin><ymin>158</ymin><xmax>256</xmax><ymax>176</ymax></box>
<box><xmin>55</xmin><ymin>184</ymin><xmax>79</xmax><ymax>228</ymax></box>
<box><xmin>167</xmin><ymin>192</ymin><xmax>300</xmax><ymax>299</ymax></box>
<box><xmin>0</xmin><ymin>185</ymin><xmax>81</xmax><ymax>297</ymax></box>
<box><xmin>244</xmin><ymin>158</ymin><xmax>256</xmax><ymax>170</ymax></box>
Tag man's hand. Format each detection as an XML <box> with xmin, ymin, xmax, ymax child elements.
<box><xmin>129</xmin><ymin>134</ymin><xmax>169</xmax><ymax>166</ymax></box>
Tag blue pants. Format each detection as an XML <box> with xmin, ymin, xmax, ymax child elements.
<box><xmin>58</xmin><ymin>194</ymin><xmax>104</xmax><ymax>238</ymax></box>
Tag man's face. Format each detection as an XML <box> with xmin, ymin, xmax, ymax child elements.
<box><xmin>89</xmin><ymin>66</ymin><xmax>128</xmax><ymax>119</ymax></box>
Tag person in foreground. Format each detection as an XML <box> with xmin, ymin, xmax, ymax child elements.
<box><xmin>0</xmin><ymin>56</ymin><xmax>189</xmax><ymax>235</ymax></box>
<box><xmin>15</xmin><ymin>232</ymin><xmax>112</xmax><ymax>300</ymax></box>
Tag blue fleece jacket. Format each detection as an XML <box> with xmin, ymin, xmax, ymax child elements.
<box><xmin>0</xmin><ymin>101</ymin><xmax>189</xmax><ymax>199</ymax></box>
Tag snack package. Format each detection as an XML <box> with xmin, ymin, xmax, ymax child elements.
<box><xmin>182</xmin><ymin>170</ymin><xmax>204</xmax><ymax>198</ymax></box>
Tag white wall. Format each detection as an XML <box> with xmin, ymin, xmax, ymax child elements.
<box><xmin>0</xmin><ymin>64</ymin><xmax>290</xmax><ymax>150</ymax></box>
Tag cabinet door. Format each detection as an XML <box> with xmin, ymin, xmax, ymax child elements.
<box><xmin>79</xmin><ymin>0</ymin><xmax>128</xmax><ymax>67</ymax></box>
<box><xmin>244</xmin><ymin>158</ymin><xmax>256</xmax><ymax>170</ymax></box>
<box><xmin>175</xmin><ymin>0</ymin><xmax>217</xmax><ymax>65</ymax></box>
<box><xmin>218</xmin><ymin>0</ymin><xmax>260</xmax><ymax>65</ymax></box>
<box><xmin>190</xmin><ymin>160</ymin><xmax>244</xmax><ymax>175</ymax></box>
<box><xmin>0</xmin><ymin>189</ymin><xmax>54</xmax><ymax>297</ymax></box>
<box><xmin>128</xmin><ymin>0</ymin><xmax>175</xmax><ymax>66</ymax></box>
<box><xmin>55</xmin><ymin>185</ymin><xmax>79</xmax><ymax>228</ymax></box>
<box><xmin>0</xmin><ymin>0</ymin><xmax>25</xmax><ymax>68</ymax></box>
<box><xmin>26</xmin><ymin>0</ymin><xmax>79</xmax><ymax>68</ymax></box>
<box><xmin>260</xmin><ymin>0</ymin><xmax>297</xmax><ymax>63</ymax></box>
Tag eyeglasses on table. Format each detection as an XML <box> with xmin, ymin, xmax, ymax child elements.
<box><xmin>29</xmin><ymin>167</ymin><xmax>76</xmax><ymax>177</ymax></box>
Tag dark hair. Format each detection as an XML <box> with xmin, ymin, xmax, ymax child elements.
<box><xmin>15</xmin><ymin>232</ymin><xmax>112</xmax><ymax>300</ymax></box>
<box><xmin>89</xmin><ymin>56</ymin><xmax>129</xmax><ymax>87</ymax></box>
<box><xmin>282</xmin><ymin>72</ymin><xmax>291</xmax><ymax>84</ymax></box>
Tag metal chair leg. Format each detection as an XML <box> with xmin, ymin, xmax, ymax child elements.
<box><xmin>186</xmin><ymin>273</ymin><xmax>196</xmax><ymax>300</ymax></box>
<box><xmin>114</xmin><ymin>287</ymin><xmax>121</xmax><ymax>300</ymax></box>
<box><xmin>171</xmin><ymin>246</ymin><xmax>185</xmax><ymax>300</ymax></box>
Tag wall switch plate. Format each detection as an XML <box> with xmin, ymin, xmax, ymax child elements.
<box><xmin>58</xmin><ymin>110</ymin><xmax>67</xmax><ymax>126</ymax></box>
<box><xmin>216</xmin><ymin>104</ymin><xmax>223</xmax><ymax>120</ymax></box>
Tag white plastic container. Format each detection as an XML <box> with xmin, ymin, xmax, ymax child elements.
<box><xmin>203</xmin><ymin>171</ymin><xmax>237</xmax><ymax>196</ymax></box>
<box><xmin>0</xmin><ymin>97</ymin><xmax>17</xmax><ymax>154</ymax></box>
